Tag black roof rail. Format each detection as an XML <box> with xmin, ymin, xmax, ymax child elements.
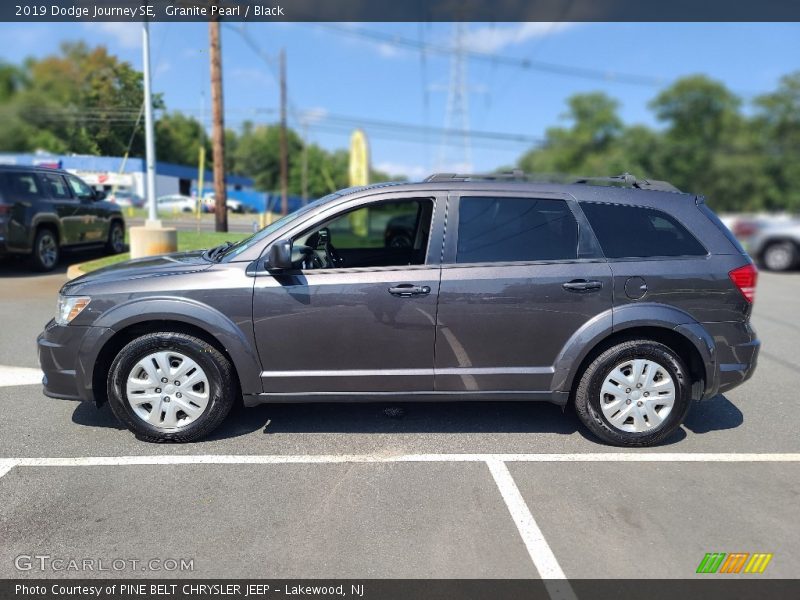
<box><xmin>424</xmin><ymin>169</ymin><xmax>528</xmax><ymax>183</ymax></box>
<box><xmin>572</xmin><ymin>172</ymin><xmax>681</xmax><ymax>193</ymax></box>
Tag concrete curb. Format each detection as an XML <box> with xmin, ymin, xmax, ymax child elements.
<box><xmin>65</xmin><ymin>263</ymin><xmax>87</xmax><ymax>280</ymax></box>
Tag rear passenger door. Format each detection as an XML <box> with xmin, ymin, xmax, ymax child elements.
<box><xmin>38</xmin><ymin>172</ymin><xmax>82</xmax><ymax>245</ymax></box>
<box><xmin>434</xmin><ymin>192</ymin><xmax>612</xmax><ymax>394</ymax></box>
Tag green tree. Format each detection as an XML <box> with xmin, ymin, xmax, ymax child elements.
<box><xmin>753</xmin><ymin>71</ymin><xmax>800</xmax><ymax>211</ymax></box>
<box><xmin>155</xmin><ymin>112</ymin><xmax>210</xmax><ymax>168</ymax></box>
<box><xmin>13</xmin><ymin>42</ymin><xmax>152</xmax><ymax>156</ymax></box>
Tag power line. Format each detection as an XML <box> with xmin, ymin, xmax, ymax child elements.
<box><xmin>314</xmin><ymin>23</ymin><xmax>666</xmax><ymax>88</ymax></box>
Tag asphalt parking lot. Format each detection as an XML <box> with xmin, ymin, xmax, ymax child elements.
<box><xmin>1</xmin><ymin>259</ymin><xmax>798</xmax><ymax>581</ymax></box>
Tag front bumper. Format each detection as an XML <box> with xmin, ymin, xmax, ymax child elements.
<box><xmin>37</xmin><ymin>319</ymin><xmax>112</xmax><ymax>402</ymax></box>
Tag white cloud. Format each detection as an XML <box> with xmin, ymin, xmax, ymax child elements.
<box><xmin>461</xmin><ymin>22</ymin><xmax>576</xmax><ymax>54</ymax></box>
<box><xmin>89</xmin><ymin>22</ymin><xmax>142</xmax><ymax>50</ymax></box>
<box><xmin>300</xmin><ymin>107</ymin><xmax>328</xmax><ymax>126</ymax></box>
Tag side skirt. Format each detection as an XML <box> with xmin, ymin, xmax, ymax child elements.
<box><xmin>243</xmin><ymin>390</ymin><xmax>569</xmax><ymax>407</ymax></box>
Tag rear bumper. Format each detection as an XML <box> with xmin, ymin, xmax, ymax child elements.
<box><xmin>37</xmin><ymin>320</ymin><xmax>113</xmax><ymax>402</ymax></box>
<box><xmin>702</xmin><ymin>320</ymin><xmax>760</xmax><ymax>398</ymax></box>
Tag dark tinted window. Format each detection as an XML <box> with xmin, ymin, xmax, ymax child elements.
<box><xmin>0</xmin><ymin>172</ymin><xmax>43</xmax><ymax>199</ymax></box>
<box><xmin>40</xmin><ymin>173</ymin><xmax>72</xmax><ymax>199</ymax></box>
<box><xmin>456</xmin><ymin>196</ymin><xmax>578</xmax><ymax>263</ymax></box>
<box><xmin>581</xmin><ymin>202</ymin><xmax>707</xmax><ymax>258</ymax></box>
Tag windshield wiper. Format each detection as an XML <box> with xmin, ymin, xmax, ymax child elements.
<box><xmin>205</xmin><ymin>241</ymin><xmax>234</xmax><ymax>262</ymax></box>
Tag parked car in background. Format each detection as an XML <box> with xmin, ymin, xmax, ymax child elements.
<box><xmin>746</xmin><ymin>219</ymin><xmax>800</xmax><ymax>271</ymax></box>
<box><xmin>108</xmin><ymin>189</ymin><xmax>145</xmax><ymax>208</ymax></box>
<box><xmin>0</xmin><ymin>165</ymin><xmax>125</xmax><ymax>271</ymax></box>
<box><xmin>203</xmin><ymin>193</ymin><xmax>248</xmax><ymax>213</ymax></box>
<box><xmin>39</xmin><ymin>172</ymin><xmax>759</xmax><ymax>446</ymax></box>
<box><xmin>157</xmin><ymin>194</ymin><xmax>197</xmax><ymax>213</ymax></box>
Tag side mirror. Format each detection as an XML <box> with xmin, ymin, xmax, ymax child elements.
<box><xmin>93</xmin><ymin>191</ymin><xmax>106</xmax><ymax>201</ymax></box>
<box><xmin>266</xmin><ymin>239</ymin><xmax>292</xmax><ymax>270</ymax></box>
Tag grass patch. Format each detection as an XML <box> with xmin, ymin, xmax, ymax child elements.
<box><xmin>76</xmin><ymin>230</ymin><xmax>250</xmax><ymax>274</ymax></box>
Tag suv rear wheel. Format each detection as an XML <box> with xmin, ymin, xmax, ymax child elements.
<box><xmin>574</xmin><ymin>340</ymin><xmax>692</xmax><ymax>447</ymax></box>
<box><xmin>107</xmin><ymin>332</ymin><xmax>236</xmax><ymax>442</ymax></box>
<box><xmin>30</xmin><ymin>228</ymin><xmax>59</xmax><ymax>272</ymax></box>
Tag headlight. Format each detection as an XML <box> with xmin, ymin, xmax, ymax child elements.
<box><xmin>56</xmin><ymin>295</ymin><xmax>91</xmax><ymax>325</ymax></box>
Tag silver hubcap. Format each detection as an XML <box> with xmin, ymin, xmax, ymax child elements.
<box><xmin>765</xmin><ymin>244</ymin><xmax>792</xmax><ymax>271</ymax></box>
<box><xmin>39</xmin><ymin>234</ymin><xmax>57</xmax><ymax>267</ymax></box>
<box><xmin>599</xmin><ymin>358</ymin><xmax>675</xmax><ymax>433</ymax></box>
<box><xmin>126</xmin><ymin>351</ymin><xmax>210</xmax><ymax>430</ymax></box>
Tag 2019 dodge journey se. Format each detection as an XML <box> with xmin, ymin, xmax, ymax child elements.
<box><xmin>38</xmin><ymin>173</ymin><xmax>760</xmax><ymax>446</ymax></box>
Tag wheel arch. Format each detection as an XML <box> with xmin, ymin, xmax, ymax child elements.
<box><xmin>553</xmin><ymin>304</ymin><xmax>715</xmax><ymax>402</ymax></box>
<box><xmin>84</xmin><ymin>299</ymin><xmax>262</xmax><ymax>405</ymax></box>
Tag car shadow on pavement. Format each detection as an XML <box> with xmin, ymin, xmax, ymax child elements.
<box><xmin>70</xmin><ymin>394</ymin><xmax>741</xmax><ymax>446</ymax></box>
<box><xmin>683</xmin><ymin>393</ymin><xmax>743</xmax><ymax>434</ymax></box>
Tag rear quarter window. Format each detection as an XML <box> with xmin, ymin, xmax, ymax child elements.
<box><xmin>580</xmin><ymin>202</ymin><xmax>707</xmax><ymax>259</ymax></box>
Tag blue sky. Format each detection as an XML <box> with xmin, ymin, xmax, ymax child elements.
<box><xmin>1</xmin><ymin>21</ymin><xmax>799</xmax><ymax>179</ymax></box>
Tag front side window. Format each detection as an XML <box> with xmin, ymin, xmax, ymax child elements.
<box><xmin>456</xmin><ymin>196</ymin><xmax>579</xmax><ymax>264</ymax></box>
<box><xmin>292</xmin><ymin>198</ymin><xmax>433</xmax><ymax>270</ymax></box>
<box><xmin>580</xmin><ymin>202</ymin><xmax>707</xmax><ymax>258</ymax></box>
<box><xmin>66</xmin><ymin>175</ymin><xmax>94</xmax><ymax>200</ymax></box>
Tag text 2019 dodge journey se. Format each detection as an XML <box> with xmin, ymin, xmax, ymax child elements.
<box><xmin>38</xmin><ymin>173</ymin><xmax>760</xmax><ymax>446</ymax></box>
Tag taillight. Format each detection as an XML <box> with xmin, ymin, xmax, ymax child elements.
<box><xmin>729</xmin><ymin>264</ymin><xmax>758</xmax><ymax>304</ymax></box>
<box><xmin>0</xmin><ymin>204</ymin><xmax>11</xmax><ymax>215</ymax></box>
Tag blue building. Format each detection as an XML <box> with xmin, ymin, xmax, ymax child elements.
<box><xmin>0</xmin><ymin>152</ymin><xmax>256</xmax><ymax>205</ymax></box>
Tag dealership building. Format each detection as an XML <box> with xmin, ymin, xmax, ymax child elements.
<box><xmin>0</xmin><ymin>152</ymin><xmax>256</xmax><ymax>204</ymax></box>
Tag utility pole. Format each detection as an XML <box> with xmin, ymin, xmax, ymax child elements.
<box><xmin>209</xmin><ymin>15</ymin><xmax>228</xmax><ymax>232</ymax></box>
<box><xmin>142</xmin><ymin>21</ymin><xmax>158</xmax><ymax>224</ymax></box>
<box><xmin>301</xmin><ymin>120</ymin><xmax>308</xmax><ymax>204</ymax></box>
<box><xmin>279</xmin><ymin>48</ymin><xmax>288</xmax><ymax>216</ymax></box>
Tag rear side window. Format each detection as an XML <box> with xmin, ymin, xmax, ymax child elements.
<box><xmin>581</xmin><ymin>202</ymin><xmax>707</xmax><ymax>259</ymax></box>
<box><xmin>698</xmin><ymin>203</ymin><xmax>746</xmax><ymax>254</ymax></box>
<box><xmin>0</xmin><ymin>172</ymin><xmax>44</xmax><ymax>200</ymax></box>
<box><xmin>40</xmin><ymin>173</ymin><xmax>72</xmax><ymax>200</ymax></box>
<box><xmin>457</xmin><ymin>196</ymin><xmax>578</xmax><ymax>263</ymax></box>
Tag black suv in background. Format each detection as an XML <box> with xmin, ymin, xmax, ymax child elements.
<box><xmin>0</xmin><ymin>165</ymin><xmax>126</xmax><ymax>271</ymax></box>
<box><xmin>39</xmin><ymin>173</ymin><xmax>760</xmax><ymax>446</ymax></box>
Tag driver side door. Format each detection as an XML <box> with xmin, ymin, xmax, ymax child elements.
<box><xmin>252</xmin><ymin>193</ymin><xmax>444</xmax><ymax>396</ymax></box>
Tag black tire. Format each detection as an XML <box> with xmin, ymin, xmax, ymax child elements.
<box><xmin>574</xmin><ymin>339</ymin><xmax>692</xmax><ymax>447</ymax></box>
<box><xmin>105</xmin><ymin>220</ymin><xmax>125</xmax><ymax>254</ymax></box>
<box><xmin>30</xmin><ymin>227</ymin><xmax>59</xmax><ymax>272</ymax></box>
<box><xmin>107</xmin><ymin>332</ymin><xmax>237</xmax><ymax>442</ymax></box>
<box><xmin>761</xmin><ymin>240</ymin><xmax>797</xmax><ymax>272</ymax></box>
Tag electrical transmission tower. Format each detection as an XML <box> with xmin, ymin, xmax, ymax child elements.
<box><xmin>437</xmin><ymin>23</ymin><xmax>472</xmax><ymax>172</ymax></box>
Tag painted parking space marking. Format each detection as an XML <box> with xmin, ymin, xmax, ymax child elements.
<box><xmin>487</xmin><ymin>459</ymin><xmax>577</xmax><ymax>600</ymax></box>
<box><xmin>0</xmin><ymin>365</ymin><xmax>42</xmax><ymax>387</ymax></box>
<box><xmin>2</xmin><ymin>452</ymin><xmax>798</xmax><ymax>588</ymax></box>
<box><xmin>4</xmin><ymin>452</ymin><xmax>799</xmax><ymax>468</ymax></box>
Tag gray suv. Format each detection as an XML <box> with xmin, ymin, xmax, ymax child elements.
<box><xmin>37</xmin><ymin>173</ymin><xmax>760</xmax><ymax>446</ymax></box>
<box><xmin>0</xmin><ymin>165</ymin><xmax>126</xmax><ymax>271</ymax></box>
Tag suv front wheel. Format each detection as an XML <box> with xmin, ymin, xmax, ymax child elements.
<box><xmin>574</xmin><ymin>340</ymin><xmax>692</xmax><ymax>447</ymax></box>
<box><xmin>107</xmin><ymin>332</ymin><xmax>237</xmax><ymax>442</ymax></box>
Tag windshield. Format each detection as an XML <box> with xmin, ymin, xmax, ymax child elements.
<box><xmin>219</xmin><ymin>193</ymin><xmax>340</xmax><ymax>261</ymax></box>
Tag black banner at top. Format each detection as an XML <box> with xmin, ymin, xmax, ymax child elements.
<box><xmin>4</xmin><ymin>0</ymin><xmax>800</xmax><ymax>22</ymax></box>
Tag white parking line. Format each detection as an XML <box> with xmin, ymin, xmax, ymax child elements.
<box><xmin>0</xmin><ymin>460</ymin><xmax>14</xmax><ymax>479</ymax></box>
<box><xmin>487</xmin><ymin>459</ymin><xmax>577</xmax><ymax>600</ymax></box>
<box><xmin>0</xmin><ymin>365</ymin><xmax>43</xmax><ymax>387</ymax></box>
<box><xmin>5</xmin><ymin>452</ymin><xmax>800</xmax><ymax>467</ymax></box>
